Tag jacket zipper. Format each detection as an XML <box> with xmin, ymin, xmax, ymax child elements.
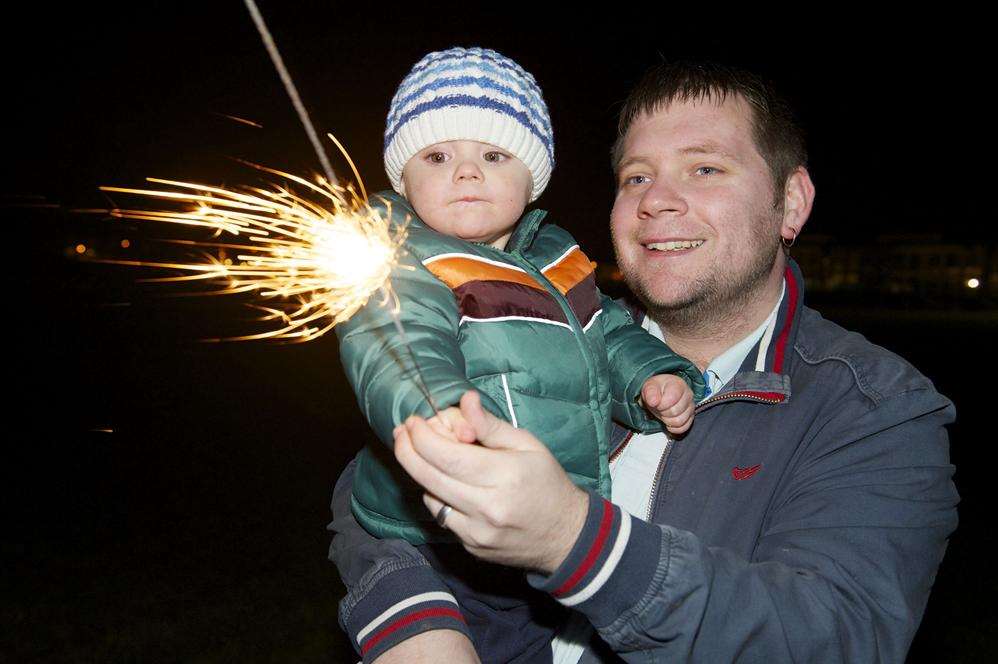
<box><xmin>641</xmin><ymin>389</ymin><xmax>786</xmax><ymax>521</ymax></box>
<box><xmin>608</xmin><ymin>430</ymin><xmax>634</xmax><ymax>464</ymax></box>
<box><xmin>694</xmin><ymin>390</ymin><xmax>785</xmax><ymax>410</ymax></box>
<box><xmin>646</xmin><ymin>438</ymin><xmax>675</xmax><ymax>521</ymax></box>
<box><xmin>511</xmin><ymin>252</ymin><xmax>609</xmax><ymax>493</ymax></box>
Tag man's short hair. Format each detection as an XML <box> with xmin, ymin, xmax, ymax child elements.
<box><xmin>612</xmin><ymin>61</ymin><xmax>808</xmax><ymax>196</ymax></box>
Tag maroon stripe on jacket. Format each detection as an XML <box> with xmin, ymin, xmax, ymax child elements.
<box><xmin>552</xmin><ymin>498</ymin><xmax>615</xmax><ymax>597</ymax></box>
<box><xmin>772</xmin><ymin>266</ymin><xmax>799</xmax><ymax>373</ymax></box>
<box><xmin>360</xmin><ymin>607</ymin><xmax>465</xmax><ymax>655</ymax></box>
<box><xmin>453</xmin><ymin>279</ymin><xmax>569</xmax><ymax>324</ymax></box>
<box><xmin>564</xmin><ymin>272</ymin><xmax>602</xmax><ymax>329</ymax></box>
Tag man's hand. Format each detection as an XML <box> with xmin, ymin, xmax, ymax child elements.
<box><xmin>425</xmin><ymin>406</ymin><xmax>477</xmax><ymax>444</ymax></box>
<box><xmin>393</xmin><ymin>390</ymin><xmax>589</xmax><ymax>574</ymax></box>
<box><xmin>641</xmin><ymin>374</ymin><xmax>695</xmax><ymax>435</ymax></box>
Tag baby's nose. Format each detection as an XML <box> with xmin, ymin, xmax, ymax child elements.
<box><xmin>455</xmin><ymin>160</ymin><xmax>484</xmax><ymax>181</ymax></box>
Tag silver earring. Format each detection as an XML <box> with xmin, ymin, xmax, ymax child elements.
<box><xmin>781</xmin><ymin>227</ymin><xmax>798</xmax><ymax>248</ymax></box>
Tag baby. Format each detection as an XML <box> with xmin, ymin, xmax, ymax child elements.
<box><xmin>336</xmin><ymin>47</ymin><xmax>704</xmax><ymax>663</ymax></box>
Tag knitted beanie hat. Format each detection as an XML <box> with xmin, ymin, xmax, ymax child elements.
<box><xmin>384</xmin><ymin>47</ymin><xmax>554</xmax><ymax>202</ymax></box>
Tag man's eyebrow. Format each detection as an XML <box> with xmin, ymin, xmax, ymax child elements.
<box><xmin>680</xmin><ymin>142</ymin><xmax>741</xmax><ymax>162</ymax></box>
<box><xmin>617</xmin><ymin>144</ymin><xmax>741</xmax><ymax>172</ymax></box>
<box><xmin>616</xmin><ymin>155</ymin><xmax>651</xmax><ymax>172</ymax></box>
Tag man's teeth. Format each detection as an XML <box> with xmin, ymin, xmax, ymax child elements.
<box><xmin>645</xmin><ymin>240</ymin><xmax>705</xmax><ymax>251</ymax></box>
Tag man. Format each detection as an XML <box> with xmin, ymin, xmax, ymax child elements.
<box><xmin>329</xmin><ymin>62</ymin><xmax>958</xmax><ymax>663</ymax></box>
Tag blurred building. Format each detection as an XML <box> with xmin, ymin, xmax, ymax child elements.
<box><xmin>793</xmin><ymin>234</ymin><xmax>996</xmax><ymax>307</ymax></box>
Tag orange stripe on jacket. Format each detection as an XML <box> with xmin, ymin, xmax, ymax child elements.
<box><xmin>544</xmin><ymin>248</ymin><xmax>595</xmax><ymax>295</ymax></box>
<box><xmin>423</xmin><ymin>256</ymin><xmax>547</xmax><ymax>292</ymax></box>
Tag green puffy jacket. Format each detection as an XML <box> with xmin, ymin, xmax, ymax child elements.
<box><xmin>336</xmin><ymin>191</ymin><xmax>704</xmax><ymax>543</ymax></box>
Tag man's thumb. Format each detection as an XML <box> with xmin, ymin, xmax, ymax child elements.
<box><xmin>459</xmin><ymin>390</ymin><xmax>532</xmax><ymax>451</ymax></box>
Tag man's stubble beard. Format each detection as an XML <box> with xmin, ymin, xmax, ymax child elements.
<box><xmin>616</xmin><ymin>211</ymin><xmax>783</xmax><ymax>337</ymax></box>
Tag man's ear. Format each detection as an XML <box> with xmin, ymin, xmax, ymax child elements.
<box><xmin>780</xmin><ymin>166</ymin><xmax>815</xmax><ymax>241</ymax></box>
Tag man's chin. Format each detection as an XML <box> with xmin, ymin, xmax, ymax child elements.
<box><xmin>633</xmin><ymin>290</ymin><xmax>697</xmax><ymax>317</ymax></box>
<box><xmin>627</xmin><ymin>274</ymin><xmax>718</xmax><ymax>326</ymax></box>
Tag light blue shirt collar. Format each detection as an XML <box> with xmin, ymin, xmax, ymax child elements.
<box><xmin>642</xmin><ymin>280</ymin><xmax>785</xmax><ymax>397</ymax></box>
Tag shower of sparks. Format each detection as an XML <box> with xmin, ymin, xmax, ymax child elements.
<box><xmin>98</xmin><ymin>163</ymin><xmax>407</xmax><ymax>342</ymax></box>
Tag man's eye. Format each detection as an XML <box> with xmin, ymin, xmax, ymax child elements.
<box><xmin>695</xmin><ymin>166</ymin><xmax>720</xmax><ymax>176</ymax></box>
<box><xmin>622</xmin><ymin>174</ymin><xmax>650</xmax><ymax>186</ymax></box>
<box><xmin>484</xmin><ymin>151</ymin><xmax>508</xmax><ymax>163</ymax></box>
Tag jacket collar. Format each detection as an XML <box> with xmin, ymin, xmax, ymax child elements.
<box><xmin>372</xmin><ymin>190</ymin><xmax>548</xmax><ymax>252</ymax></box>
<box><xmin>506</xmin><ymin>208</ymin><xmax>548</xmax><ymax>253</ymax></box>
<box><xmin>624</xmin><ymin>259</ymin><xmax>806</xmax><ymax>411</ymax></box>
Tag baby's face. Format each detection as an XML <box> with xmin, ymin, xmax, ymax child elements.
<box><xmin>401</xmin><ymin>140</ymin><xmax>532</xmax><ymax>249</ymax></box>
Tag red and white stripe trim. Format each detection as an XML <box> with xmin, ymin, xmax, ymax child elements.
<box><xmin>356</xmin><ymin>591</ymin><xmax>460</xmax><ymax>649</ymax></box>
<box><xmin>558</xmin><ymin>510</ymin><xmax>632</xmax><ymax>606</ymax></box>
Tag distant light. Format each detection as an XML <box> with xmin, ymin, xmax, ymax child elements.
<box><xmin>120</xmin><ymin>239</ymin><xmax>131</xmax><ymax>249</ymax></box>
<box><xmin>223</xmin><ymin>258</ymin><xmax>233</xmax><ymax>266</ymax></box>
<box><xmin>75</xmin><ymin>244</ymin><xmax>86</xmax><ymax>254</ymax></box>
<box><xmin>967</xmin><ymin>278</ymin><xmax>981</xmax><ymax>289</ymax></box>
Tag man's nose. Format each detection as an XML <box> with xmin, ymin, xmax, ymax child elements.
<box><xmin>637</xmin><ymin>179</ymin><xmax>687</xmax><ymax>219</ymax></box>
<box><xmin>454</xmin><ymin>159</ymin><xmax>484</xmax><ymax>182</ymax></box>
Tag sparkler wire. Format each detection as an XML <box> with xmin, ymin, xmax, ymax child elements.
<box><xmin>242</xmin><ymin>0</ymin><xmax>338</xmax><ymax>187</ymax></box>
<box><xmin>388</xmin><ymin>307</ymin><xmax>443</xmax><ymax>415</ymax></box>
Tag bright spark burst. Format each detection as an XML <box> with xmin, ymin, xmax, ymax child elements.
<box><xmin>98</xmin><ymin>162</ymin><xmax>406</xmax><ymax>342</ymax></box>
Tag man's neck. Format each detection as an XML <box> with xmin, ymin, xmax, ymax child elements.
<box><xmin>653</xmin><ymin>262</ymin><xmax>786</xmax><ymax>371</ymax></box>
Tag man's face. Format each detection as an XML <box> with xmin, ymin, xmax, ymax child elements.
<box><xmin>610</xmin><ymin>96</ymin><xmax>785</xmax><ymax>321</ymax></box>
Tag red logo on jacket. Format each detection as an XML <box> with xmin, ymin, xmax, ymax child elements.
<box><xmin>732</xmin><ymin>464</ymin><xmax>762</xmax><ymax>481</ymax></box>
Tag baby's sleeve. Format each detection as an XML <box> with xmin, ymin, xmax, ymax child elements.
<box><xmin>599</xmin><ymin>294</ymin><xmax>706</xmax><ymax>433</ymax></box>
<box><xmin>336</xmin><ymin>249</ymin><xmax>508</xmax><ymax>447</ymax></box>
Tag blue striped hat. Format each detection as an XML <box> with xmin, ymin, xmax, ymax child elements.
<box><xmin>384</xmin><ymin>47</ymin><xmax>554</xmax><ymax>202</ymax></box>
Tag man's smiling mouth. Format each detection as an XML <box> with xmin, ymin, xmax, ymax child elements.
<box><xmin>643</xmin><ymin>240</ymin><xmax>705</xmax><ymax>252</ymax></box>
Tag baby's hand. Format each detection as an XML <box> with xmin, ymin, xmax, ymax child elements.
<box><xmin>641</xmin><ymin>374</ymin><xmax>695</xmax><ymax>435</ymax></box>
<box><xmin>425</xmin><ymin>406</ymin><xmax>477</xmax><ymax>444</ymax></box>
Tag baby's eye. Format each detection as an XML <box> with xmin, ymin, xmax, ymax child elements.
<box><xmin>426</xmin><ymin>151</ymin><xmax>448</xmax><ymax>164</ymax></box>
<box><xmin>483</xmin><ymin>151</ymin><xmax>509</xmax><ymax>163</ymax></box>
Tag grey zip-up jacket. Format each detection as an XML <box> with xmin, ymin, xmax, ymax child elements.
<box><xmin>328</xmin><ymin>260</ymin><xmax>959</xmax><ymax>663</ymax></box>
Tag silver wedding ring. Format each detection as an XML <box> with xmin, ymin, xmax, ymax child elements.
<box><xmin>435</xmin><ymin>503</ymin><xmax>453</xmax><ymax>528</ymax></box>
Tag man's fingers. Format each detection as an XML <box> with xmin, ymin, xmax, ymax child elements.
<box><xmin>404</xmin><ymin>415</ymin><xmax>497</xmax><ymax>484</ymax></box>
<box><xmin>426</xmin><ymin>414</ymin><xmax>456</xmax><ymax>439</ymax></box>
<box><xmin>430</xmin><ymin>406</ymin><xmax>478</xmax><ymax>443</ymax></box>
<box><xmin>394</xmin><ymin>422</ymin><xmax>483</xmax><ymax>511</ymax></box>
<box><xmin>422</xmin><ymin>492</ymin><xmax>470</xmax><ymax>534</ymax></box>
<box><xmin>458</xmin><ymin>390</ymin><xmax>493</xmax><ymax>438</ymax></box>
<box><xmin>459</xmin><ymin>390</ymin><xmax>542</xmax><ymax>452</ymax></box>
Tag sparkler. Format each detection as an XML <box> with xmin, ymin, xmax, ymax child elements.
<box><xmin>99</xmin><ymin>159</ymin><xmax>404</xmax><ymax>343</ymax></box>
<box><xmin>99</xmin><ymin>156</ymin><xmax>443</xmax><ymax>413</ymax></box>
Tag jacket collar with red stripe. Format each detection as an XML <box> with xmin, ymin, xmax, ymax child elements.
<box><xmin>624</xmin><ymin>258</ymin><xmax>806</xmax><ymax>412</ymax></box>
